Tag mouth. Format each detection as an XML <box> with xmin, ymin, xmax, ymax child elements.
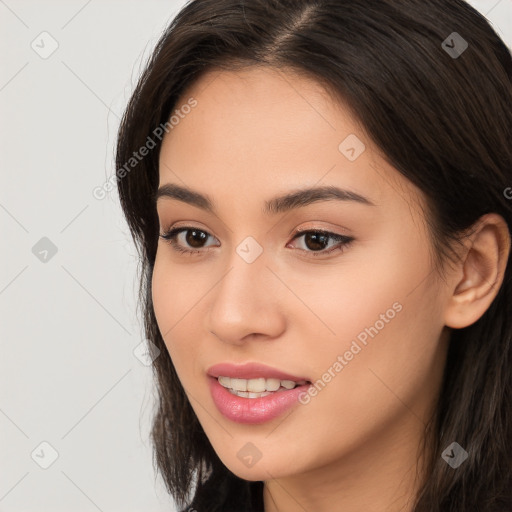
<box><xmin>207</xmin><ymin>362</ymin><xmax>312</xmax><ymax>422</ymax></box>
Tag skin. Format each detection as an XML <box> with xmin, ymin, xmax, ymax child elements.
<box><xmin>152</xmin><ymin>66</ymin><xmax>510</xmax><ymax>512</ymax></box>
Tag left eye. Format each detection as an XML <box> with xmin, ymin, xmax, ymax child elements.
<box><xmin>289</xmin><ymin>229</ymin><xmax>353</xmax><ymax>255</ymax></box>
<box><xmin>159</xmin><ymin>227</ymin><xmax>354</xmax><ymax>257</ymax></box>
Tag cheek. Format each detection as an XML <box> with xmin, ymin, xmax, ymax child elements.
<box><xmin>151</xmin><ymin>253</ymin><xmax>203</xmax><ymax>334</ymax></box>
<box><xmin>296</xmin><ymin>230</ymin><xmax>441</xmax><ymax>408</ymax></box>
<box><xmin>151</xmin><ymin>256</ymin><xmax>201</xmax><ymax>371</ymax></box>
<box><xmin>292</xmin><ymin>235</ymin><xmax>427</xmax><ymax>356</ymax></box>
<box><xmin>151</xmin><ymin>256</ymin><xmax>173</xmax><ymax>337</ymax></box>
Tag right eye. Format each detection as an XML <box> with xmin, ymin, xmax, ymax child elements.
<box><xmin>159</xmin><ymin>226</ymin><xmax>219</xmax><ymax>255</ymax></box>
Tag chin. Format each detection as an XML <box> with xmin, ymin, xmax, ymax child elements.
<box><xmin>215</xmin><ymin>448</ymin><xmax>300</xmax><ymax>482</ymax></box>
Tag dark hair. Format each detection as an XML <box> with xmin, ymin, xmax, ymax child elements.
<box><xmin>116</xmin><ymin>0</ymin><xmax>512</xmax><ymax>510</ymax></box>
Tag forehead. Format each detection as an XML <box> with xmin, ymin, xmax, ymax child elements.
<box><xmin>158</xmin><ymin>66</ymin><xmax>424</xmax><ymax>220</ymax></box>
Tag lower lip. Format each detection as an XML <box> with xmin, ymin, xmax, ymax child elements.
<box><xmin>208</xmin><ymin>376</ymin><xmax>311</xmax><ymax>424</ymax></box>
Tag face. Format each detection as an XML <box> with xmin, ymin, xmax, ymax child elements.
<box><xmin>152</xmin><ymin>67</ymin><xmax>451</xmax><ymax>482</ymax></box>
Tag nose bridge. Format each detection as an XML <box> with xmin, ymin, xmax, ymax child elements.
<box><xmin>220</xmin><ymin>232</ymin><xmax>269</xmax><ymax>296</ymax></box>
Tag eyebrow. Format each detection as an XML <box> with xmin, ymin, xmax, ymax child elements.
<box><xmin>155</xmin><ymin>183</ymin><xmax>375</xmax><ymax>215</ymax></box>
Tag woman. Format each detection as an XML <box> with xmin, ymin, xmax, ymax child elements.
<box><xmin>116</xmin><ymin>0</ymin><xmax>512</xmax><ymax>510</ymax></box>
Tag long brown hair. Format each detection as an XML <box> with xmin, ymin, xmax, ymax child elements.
<box><xmin>116</xmin><ymin>1</ymin><xmax>512</xmax><ymax>510</ymax></box>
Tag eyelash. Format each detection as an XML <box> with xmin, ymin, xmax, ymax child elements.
<box><xmin>159</xmin><ymin>226</ymin><xmax>354</xmax><ymax>258</ymax></box>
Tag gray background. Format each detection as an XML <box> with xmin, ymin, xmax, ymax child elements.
<box><xmin>1</xmin><ymin>1</ymin><xmax>510</xmax><ymax>510</ymax></box>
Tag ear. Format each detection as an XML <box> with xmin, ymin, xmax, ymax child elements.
<box><xmin>444</xmin><ymin>213</ymin><xmax>511</xmax><ymax>329</ymax></box>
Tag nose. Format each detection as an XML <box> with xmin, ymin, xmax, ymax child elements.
<box><xmin>206</xmin><ymin>254</ymin><xmax>286</xmax><ymax>345</ymax></box>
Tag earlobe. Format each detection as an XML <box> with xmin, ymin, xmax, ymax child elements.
<box><xmin>444</xmin><ymin>213</ymin><xmax>511</xmax><ymax>329</ymax></box>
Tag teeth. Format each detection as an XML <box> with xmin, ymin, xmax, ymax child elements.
<box><xmin>231</xmin><ymin>378</ymin><xmax>248</xmax><ymax>391</ymax></box>
<box><xmin>247</xmin><ymin>377</ymin><xmax>266</xmax><ymax>392</ymax></box>
<box><xmin>218</xmin><ymin>376</ymin><xmax>231</xmax><ymax>388</ymax></box>
<box><xmin>266</xmin><ymin>378</ymin><xmax>281</xmax><ymax>391</ymax></box>
<box><xmin>281</xmin><ymin>380</ymin><xmax>296</xmax><ymax>389</ymax></box>
<box><xmin>227</xmin><ymin>389</ymin><xmax>273</xmax><ymax>398</ymax></box>
<box><xmin>217</xmin><ymin>376</ymin><xmax>307</xmax><ymax>394</ymax></box>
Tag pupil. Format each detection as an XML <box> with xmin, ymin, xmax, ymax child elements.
<box><xmin>305</xmin><ymin>233</ymin><xmax>328</xmax><ymax>251</ymax></box>
<box><xmin>186</xmin><ymin>230</ymin><xmax>207</xmax><ymax>248</ymax></box>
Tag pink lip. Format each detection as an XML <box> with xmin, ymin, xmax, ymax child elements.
<box><xmin>208</xmin><ymin>377</ymin><xmax>311</xmax><ymax>424</ymax></box>
<box><xmin>207</xmin><ymin>362</ymin><xmax>309</xmax><ymax>381</ymax></box>
<box><xmin>207</xmin><ymin>362</ymin><xmax>311</xmax><ymax>424</ymax></box>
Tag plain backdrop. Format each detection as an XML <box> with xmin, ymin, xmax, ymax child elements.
<box><xmin>1</xmin><ymin>1</ymin><xmax>511</xmax><ymax>511</ymax></box>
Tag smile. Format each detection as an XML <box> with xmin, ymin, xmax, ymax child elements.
<box><xmin>217</xmin><ymin>376</ymin><xmax>308</xmax><ymax>398</ymax></box>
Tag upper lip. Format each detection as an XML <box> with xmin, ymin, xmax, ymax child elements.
<box><xmin>207</xmin><ymin>362</ymin><xmax>310</xmax><ymax>382</ymax></box>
